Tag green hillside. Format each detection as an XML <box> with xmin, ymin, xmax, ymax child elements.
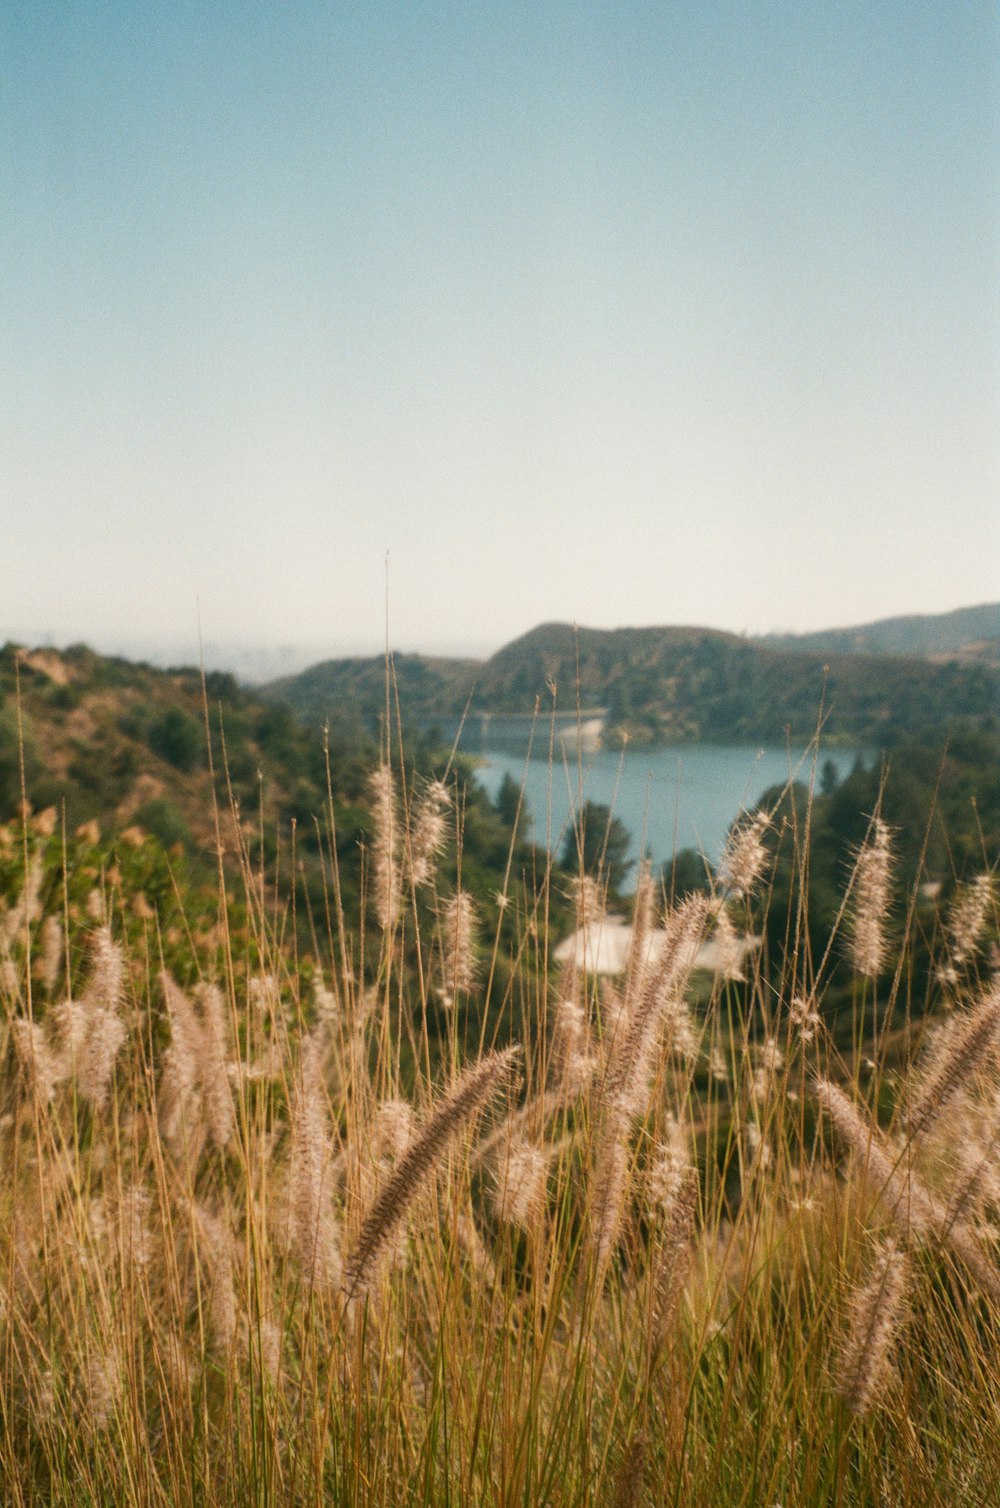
<box><xmin>271</xmin><ymin>651</ymin><xmax>479</xmax><ymax>729</ymax></box>
<box><xmin>268</xmin><ymin>619</ymin><xmax>1000</xmax><ymax>746</ymax></box>
<box><xmin>0</xmin><ymin>643</ymin><xmax>567</xmax><ymax>969</ymax></box>
<box><xmin>0</xmin><ymin>642</ymin><xmax>375</xmax><ymax>852</ymax></box>
<box><xmin>758</xmin><ymin>601</ymin><xmax>1000</xmax><ymax>664</ymax></box>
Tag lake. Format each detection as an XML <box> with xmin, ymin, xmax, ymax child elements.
<box><xmin>458</xmin><ymin>726</ymin><xmax>866</xmax><ymax>886</ymax></box>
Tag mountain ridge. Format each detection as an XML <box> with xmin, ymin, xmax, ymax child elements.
<box><xmin>268</xmin><ymin>606</ymin><xmax>1000</xmax><ymax>747</ymax></box>
<box><xmin>757</xmin><ymin>601</ymin><xmax>1000</xmax><ymax>664</ymax></box>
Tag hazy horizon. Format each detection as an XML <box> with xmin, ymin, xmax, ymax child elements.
<box><xmin>4</xmin><ymin>2</ymin><xmax>999</xmax><ymax>656</ymax></box>
<box><xmin>4</xmin><ymin>595</ymin><xmax>996</xmax><ymax>684</ymax></box>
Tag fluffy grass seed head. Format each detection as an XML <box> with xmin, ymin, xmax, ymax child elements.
<box><xmin>37</xmin><ymin>914</ymin><xmax>62</xmax><ymax>994</ymax></box>
<box><xmin>552</xmin><ymin>967</ymin><xmax>594</xmax><ymax>1094</ymax></box>
<box><xmin>84</xmin><ymin>925</ymin><xmax>123</xmax><ymax>1013</ymax></box>
<box><xmin>811</xmin><ymin>1080</ymin><xmax>1000</xmax><ymax>1301</ymax></box>
<box><xmin>84</xmin><ymin>1349</ymin><xmax>122</xmax><ymax>1432</ymax></box>
<box><xmin>789</xmin><ymin>993</ymin><xmax>822</xmax><ymax>1043</ymax></box>
<box><xmin>371</xmin><ymin>1097</ymin><xmax>415</xmax><ymax>1161</ymax></box>
<box><xmin>494</xmin><ymin>1137</ymin><xmax>550</xmax><ymax>1231</ymax></box>
<box><xmin>940</xmin><ymin>874</ymin><xmax>994</xmax><ymax>981</ymax></box>
<box><xmin>590</xmin><ymin>895</ymin><xmax>708</xmax><ymax>1266</ymax></box>
<box><xmin>290</xmin><ymin>1034</ymin><xmax>342</xmax><ymax>1293</ymax></box>
<box><xmin>751</xmin><ymin>1036</ymin><xmax>784</xmax><ymax>1103</ymax></box>
<box><xmin>0</xmin><ymin>851</ymin><xmax>44</xmax><ymax>948</ymax></box>
<box><xmin>313</xmin><ymin>980</ymin><xmax>339</xmax><ymax>1030</ymax></box>
<box><xmin>848</xmin><ymin>818</ymin><xmax>893</xmax><ymax>978</ymax></box>
<box><xmin>409</xmin><ymin>777</ymin><xmax>451</xmax><ymax>887</ymax></box>
<box><xmin>627</xmin><ymin>858</ymin><xmax>656</xmax><ymax>977</ymax></box>
<box><xmin>443</xmin><ymin>890</ymin><xmax>477</xmax><ymax>996</ymax></box>
<box><xmin>248</xmin><ymin>973</ymin><xmax>280</xmax><ymax>1020</ymax></box>
<box><xmin>719</xmin><ymin>808</ymin><xmax>771</xmax><ymax>898</ymax></box>
<box><xmin>713</xmin><ymin>902</ymin><xmax>746</xmax><ymax>982</ymax></box>
<box><xmin>590</xmin><ymin>1103</ymin><xmax>633</xmax><ymax>1276</ymax></box>
<box><xmin>195</xmin><ymin>983</ymin><xmax>236</xmax><ymax>1151</ymax></box>
<box><xmin>72</xmin><ymin>926</ymin><xmax>127</xmax><ymax>1110</ymax></box>
<box><xmin>650</xmin><ymin>1166</ymin><xmax>699</xmax><ymax>1344</ymax></box>
<box><xmin>76</xmin><ymin>1004</ymin><xmax>127</xmax><ymax>1111</ymax></box>
<box><xmin>647</xmin><ymin>1120</ymin><xmax>692</xmax><ymax>1214</ymax></box>
<box><xmin>159</xmin><ymin>972</ymin><xmax>203</xmax><ymax>1153</ymax></box>
<box><xmin>569</xmin><ymin>873</ymin><xmax>604</xmax><ymax>933</ymax></box>
<box><xmin>907</xmin><ymin>981</ymin><xmax>1000</xmax><ymax>1142</ymax></box>
<box><xmin>345</xmin><ymin>1045</ymin><xmax>520</xmax><ymax>1300</ymax></box>
<box><xmin>118</xmin><ymin>1183</ymin><xmax>154</xmax><ymax>1274</ymax></box>
<box><xmin>835</xmin><ymin>1242</ymin><xmax>910</xmax><ymax>1417</ymax></box>
<box><xmin>603</xmin><ymin>892</ymin><xmax>711</xmax><ymax>1121</ymax></box>
<box><xmin>369</xmin><ymin>762</ymin><xmax>400</xmax><ymax>931</ymax></box>
<box><xmin>11</xmin><ymin>1018</ymin><xmax>61</xmax><ymax>1104</ymax></box>
<box><xmin>191</xmin><ymin>1203</ymin><xmax>238</xmax><ymax>1357</ymax></box>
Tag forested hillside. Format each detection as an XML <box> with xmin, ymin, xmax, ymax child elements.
<box><xmin>758</xmin><ymin>601</ymin><xmax>1000</xmax><ymax>664</ymax></box>
<box><xmin>0</xmin><ymin>643</ymin><xmax>373</xmax><ymax>851</ymax></box>
<box><xmin>740</xmin><ymin>723</ymin><xmax>1000</xmax><ymax>1018</ymax></box>
<box><xmin>0</xmin><ymin>642</ymin><xmax>567</xmax><ymax>968</ymax></box>
<box><xmin>269</xmin><ymin>619</ymin><xmax>1000</xmax><ymax>745</ymax></box>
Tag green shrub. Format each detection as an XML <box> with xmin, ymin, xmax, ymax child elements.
<box><xmin>133</xmin><ymin>797</ymin><xmax>191</xmax><ymax>849</ymax></box>
<box><xmin>146</xmin><ymin>707</ymin><xmax>204</xmax><ymax>772</ymax></box>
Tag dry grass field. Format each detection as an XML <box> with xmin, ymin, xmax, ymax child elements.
<box><xmin>1</xmin><ymin>714</ymin><xmax>998</xmax><ymax>1506</ymax></box>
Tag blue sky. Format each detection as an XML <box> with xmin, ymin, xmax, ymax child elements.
<box><xmin>3</xmin><ymin>1</ymin><xmax>998</xmax><ymax>666</ymax></box>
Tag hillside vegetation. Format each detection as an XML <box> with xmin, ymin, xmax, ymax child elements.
<box><xmin>742</xmin><ymin>723</ymin><xmax>1000</xmax><ymax>1029</ymax></box>
<box><xmin>269</xmin><ymin>618</ymin><xmax>1000</xmax><ymax>745</ymax></box>
<box><xmin>0</xmin><ymin>643</ymin><xmax>571</xmax><ymax>992</ymax></box>
<box><xmin>0</xmin><ymin>643</ymin><xmax>378</xmax><ymax>852</ymax></box>
<box><xmin>759</xmin><ymin>601</ymin><xmax>1000</xmax><ymax>665</ymax></box>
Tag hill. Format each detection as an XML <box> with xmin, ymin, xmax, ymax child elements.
<box><xmin>271</xmin><ymin>652</ymin><xmax>479</xmax><ymax>729</ymax></box>
<box><xmin>0</xmin><ymin>642</ymin><xmax>375</xmax><ymax>853</ymax></box>
<box><xmin>0</xmin><ymin>643</ymin><xmax>563</xmax><ymax>954</ymax></box>
<box><xmin>268</xmin><ymin>619</ymin><xmax>1000</xmax><ymax>746</ymax></box>
<box><xmin>757</xmin><ymin>601</ymin><xmax>1000</xmax><ymax>665</ymax></box>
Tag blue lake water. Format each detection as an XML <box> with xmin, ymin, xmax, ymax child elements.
<box><xmin>465</xmin><ymin>734</ymin><xmax>865</xmax><ymax>886</ymax></box>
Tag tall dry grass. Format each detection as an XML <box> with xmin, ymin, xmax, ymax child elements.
<box><xmin>0</xmin><ymin>724</ymin><xmax>998</xmax><ymax>1507</ymax></box>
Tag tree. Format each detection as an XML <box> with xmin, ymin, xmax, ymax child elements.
<box><xmin>560</xmin><ymin>801</ymin><xmax>633</xmax><ymax>893</ymax></box>
<box><xmin>0</xmin><ymin>708</ymin><xmax>41</xmax><ymax>818</ymax></box>
<box><xmin>147</xmin><ymin>707</ymin><xmax>203</xmax><ymax>772</ymax></box>
<box><xmin>663</xmin><ymin>846</ymin><xmax>713</xmax><ymax>897</ymax></box>
<box><xmin>493</xmin><ymin>772</ymin><xmax>525</xmax><ymax>843</ymax></box>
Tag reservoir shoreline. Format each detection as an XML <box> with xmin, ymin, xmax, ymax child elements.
<box><xmin>455</xmin><ymin>726</ymin><xmax>868</xmax><ymax>888</ymax></box>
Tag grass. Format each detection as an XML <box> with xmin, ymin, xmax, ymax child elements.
<box><xmin>0</xmin><ymin>708</ymin><xmax>998</xmax><ymax>1507</ymax></box>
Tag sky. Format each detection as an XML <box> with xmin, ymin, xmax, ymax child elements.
<box><xmin>3</xmin><ymin>1</ymin><xmax>999</xmax><ymax>672</ymax></box>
